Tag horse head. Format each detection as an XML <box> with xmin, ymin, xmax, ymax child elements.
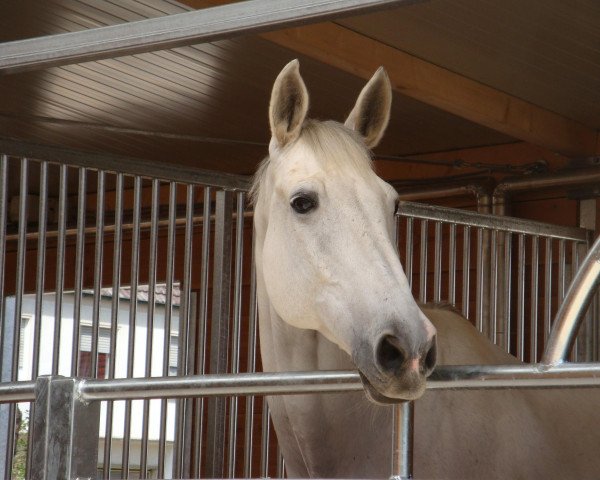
<box><xmin>253</xmin><ymin>60</ymin><xmax>436</xmax><ymax>403</ymax></box>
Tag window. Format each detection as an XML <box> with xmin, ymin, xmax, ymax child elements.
<box><xmin>78</xmin><ymin>325</ymin><xmax>111</xmax><ymax>378</ymax></box>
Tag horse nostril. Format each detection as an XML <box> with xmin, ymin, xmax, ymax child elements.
<box><xmin>423</xmin><ymin>335</ymin><xmax>437</xmax><ymax>376</ymax></box>
<box><xmin>377</xmin><ymin>335</ymin><xmax>406</xmax><ymax>373</ymax></box>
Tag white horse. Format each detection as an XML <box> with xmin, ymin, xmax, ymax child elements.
<box><xmin>252</xmin><ymin>60</ymin><xmax>600</xmax><ymax>479</ymax></box>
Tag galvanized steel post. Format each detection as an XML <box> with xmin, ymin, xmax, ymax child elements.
<box><xmin>30</xmin><ymin>376</ymin><xmax>100</xmax><ymax>480</ymax></box>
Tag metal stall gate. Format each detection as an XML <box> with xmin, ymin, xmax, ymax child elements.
<box><xmin>0</xmin><ymin>148</ymin><xmax>599</xmax><ymax>479</ymax></box>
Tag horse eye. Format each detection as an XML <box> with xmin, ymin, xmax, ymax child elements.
<box><xmin>290</xmin><ymin>194</ymin><xmax>317</xmax><ymax>214</ymax></box>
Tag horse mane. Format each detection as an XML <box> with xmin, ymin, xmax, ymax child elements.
<box><xmin>250</xmin><ymin>119</ymin><xmax>374</xmax><ymax>205</ymax></box>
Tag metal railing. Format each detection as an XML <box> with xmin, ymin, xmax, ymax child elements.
<box><xmin>0</xmin><ymin>144</ymin><xmax>598</xmax><ymax>479</ymax></box>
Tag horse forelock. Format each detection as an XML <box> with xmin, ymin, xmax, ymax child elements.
<box><xmin>250</xmin><ymin>119</ymin><xmax>374</xmax><ymax>206</ymax></box>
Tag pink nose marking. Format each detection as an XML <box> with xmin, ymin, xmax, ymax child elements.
<box><xmin>409</xmin><ymin>358</ymin><xmax>420</xmax><ymax>371</ymax></box>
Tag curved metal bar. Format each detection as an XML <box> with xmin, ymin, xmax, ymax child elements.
<box><xmin>542</xmin><ymin>235</ymin><xmax>600</xmax><ymax>366</ymax></box>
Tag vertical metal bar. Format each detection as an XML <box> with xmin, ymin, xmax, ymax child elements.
<box><xmin>91</xmin><ymin>171</ymin><xmax>105</xmax><ymax>377</ymax></box>
<box><xmin>52</xmin><ymin>164</ymin><xmax>67</xmax><ymax>375</ymax></box>
<box><xmin>503</xmin><ymin>232</ymin><xmax>513</xmax><ymax>353</ymax></box>
<box><xmin>571</xmin><ymin>242</ymin><xmax>581</xmax><ymax>361</ymax></box>
<box><xmin>27</xmin><ymin>160</ymin><xmax>49</xmax><ymax>476</ymax></box>
<box><xmin>475</xmin><ymin>228</ymin><xmax>484</xmax><ymax>333</ymax></box>
<box><xmin>530</xmin><ymin>236</ymin><xmax>540</xmax><ymax>361</ymax></box>
<box><xmin>5</xmin><ymin>158</ymin><xmax>29</xmax><ymax>479</ymax></box>
<box><xmin>121</xmin><ymin>176</ymin><xmax>142</xmax><ymax>479</ymax></box>
<box><xmin>516</xmin><ymin>234</ymin><xmax>526</xmax><ymax>361</ymax></box>
<box><xmin>206</xmin><ymin>189</ymin><xmax>234</xmax><ymax>478</ymax></box>
<box><xmin>158</xmin><ymin>182</ymin><xmax>178</xmax><ymax>479</ymax></box>
<box><xmin>140</xmin><ymin>179</ymin><xmax>160</xmax><ymax>479</ymax></box>
<box><xmin>419</xmin><ymin>220</ymin><xmax>428</xmax><ymax>303</ymax></box>
<box><xmin>462</xmin><ymin>226</ymin><xmax>471</xmax><ymax>318</ymax></box>
<box><xmin>260</xmin><ymin>399</ymin><xmax>270</xmax><ymax>477</ymax></box>
<box><xmin>71</xmin><ymin>169</ymin><xmax>87</xmax><ymax>377</ymax></box>
<box><xmin>448</xmin><ymin>223</ymin><xmax>457</xmax><ymax>306</ymax></box>
<box><xmin>193</xmin><ymin>186</ymin><xmax>212</xmax><ymax>478</ymax></box>
<box><xmin>32</xmin><ymin>161</ymin><xmax>48</xmax><ymax>379</ymax></box>
<box><xmin>0</xmin><ymin>156</ymin><xmax>8</xmax><ymax>480</ymax></box>
<box><xmin>243</xmin><ymin>236</ymin><xmax>259</xmax><ymax>478</ymax></box>
<box><xmin>228</xmin><ymin>192</ymin><xmax>245</xmax><ymax>478</ymax></box>
<box><xmin>558</xmin><ymin>239</ymin><xmax>566</xmax><ymax>303</ymax></box>
<box><xmin>433</xmin><ymin>222</ymin><xmax>442</xmax><ymax>303</ymax></box>
<box><xmin>103</xmin><ymin>173</ymin><xmax>123</xmax><ymax>479</ymax></box>
<box><xmin>391</xmin><ymin>402</ymin><xmax>413</xmax><ymax>480</ymax></box>
<box><xmin>544</xmin><ymin>238</ymin><xmax>553</xmax><ymax>344</ymax></box>
<box><xmin>489</xmin><ymin>230</ymin><xmax>498</xmax><ymax>345</ymax></box>
<box><xmin>404</xmin><ymin>218</ymin><xmax>414</xmax><ymax>290</ymax></box>
<box><xmin>276</xmin><ymin>446</ymin><xmax>284</xmax><ymax>478</ymax></box>
<box><xmin>177</xmin><ymin>184</ymin><xmax>196</xmax><ymax>478</ymax></box>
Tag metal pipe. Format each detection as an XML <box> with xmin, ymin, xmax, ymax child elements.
<box><xmin>0</xmin><ymin>0</ymin><xmax>422</xmax><ymax>74</ymax></box>
<box><xmin>398</xmin><ymin>201</ymin><xmax>587</xmax><ymax>242</ymax></box>
<box><xmin>32</xmin><ymin>161</ymin><xmax>48</xmax><ymax>379</ymax></box>
<box><xmin>419</xmin><ymin>220</ymin><xmax>428</xmax><ymax>302</ymax></box>
<box><xmin>516</xmin><ymin>234</ymin><xmax>526</xmax><ymax>361</ymax></box>
<box><xmin>391</xmin><ymin>402</ymin><xmax>413</xmax><ymax>480</ymax></box>
<box><xmin>462</xmin><ymin>226</ymin><xmax>471</xmax><ymax>318</ymax></box>
<box><xmin>52</xmin><ymin>164</ymin><xmax>68</xmax><ymax>375</ymax></box>
<box><xmin>260</xmin><ymin>399</ymin><xmax>271</xmax><ymax>477</ymax></box>
<box><xmin>140</xmin><ymin>179</ymin><xmax>160</xmax><ymax>479</ymax></box>
<box><xmin>71</xmin><ymin>168</ymin><xmax>87</xmax><ymax>377</ymax></box>
<box><xmin>7</xmin><ymin>361</ymin><xmax>600</xmax><ymax>406</ymax></box>
<box><xmin>433</xmin><ymin>222</ymin><xmax>442</xmax><ymax>303</ymax></box>
<box><xmin>404</xmin><ymin>218</ymin><xmax>414</xmax><ymax>289</ymax></box>
<box><xmin>530</xmin><ymin>236</ymin><xmax>540</xmax><ymax>361</ymax></box>
<box><xmin>91</xmin><ymin>171</ymin><xmax>105</xmax><ymax>377</ymax></box>
<box><xmin>448</xmin><ymin>224</ymin><xmax>457</xmax><ymax>306</ymax></box>
<box><xmin>544</xmin><ymin>238</ymin><xmax>553</xmax><ymax>343</ymax></box>
<box><xmin>542</xmin><ymin>234</ymin><xmax>600</xmax><ymax>366</ymax></box>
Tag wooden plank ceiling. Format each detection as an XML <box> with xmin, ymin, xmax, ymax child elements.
<box><xmin>0</xmin><ymin>0</ymin><xmax>598</xmax><ymax>177</ymax></box>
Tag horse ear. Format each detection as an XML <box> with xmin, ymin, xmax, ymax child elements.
<box><xmin>269</xmin><ymin>59</ymin><xmax>309</xmax><ymax>148</ymax></box>
<box><xmin>344</xmin><ymin>67</ymin><xmax>392</xmax><ymax>149</ymax></box>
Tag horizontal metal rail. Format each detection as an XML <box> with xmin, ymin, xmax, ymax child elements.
<box><xmin>6</xmin><ymin>364</ymin><xmax>600</xmax><ymax>405</ymax></box>
<box><xmin>398</xmin><ymin>200</ymin><xmax>589</xmax><ymax>242</ymax></box>
<box><xmin>0</xmin><ymin>137</ymin><xmax>250</xmax><ymax>190</ymax></box>
<box><xmin>0</xmin><ymin>0</ymin><xmax>420</xmax><ymax>74</ymax></box>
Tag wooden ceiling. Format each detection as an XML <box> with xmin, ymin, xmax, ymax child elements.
<box><xmin>1</xmin><ymin>0</ymin><xmax>599</xmax><ymax>177</ymax></box>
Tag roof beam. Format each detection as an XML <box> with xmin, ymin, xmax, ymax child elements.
<box><xmin>0</xmin><ymin>0</ymin><xmax>422</xmax><ymax>75</ymax></box>
<box><xmin>261</xmin><ymin>23</ymin><xmax>599</xmax><ymax>157</ymax></box>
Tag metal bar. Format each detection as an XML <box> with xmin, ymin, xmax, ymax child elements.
<box><xmin>503</xmin><ymin>232</ymin><xmax>513</xmax><ymax>353</ymax></box>
<box><xmin>0</xmin><ymin>0</ymin><xmax>421</xmax><ymax>74</ymax></box>
<box><xmin>448</xmin><ymin>223</ymin><xmax>457</xmax><ymax>306</ymax></box>
<box><xmin>91</xmin><ymin>171</ymin><xmax>105</xmax><ymax>377</ymax></box>
<box><xmin>530</xmin><ymin>236</ymin><xmax>540</xmax><ymax>361</ymax></box>
<box><xmin>158</xmin><ymin>182</ymin><xmax>178</xmax><ymax>479</ymax></box>
<box><xmin>193</xmin><ymin>186</ymin><xmax>212</xmax><ymax>478</ymax></box>
<box><xmin>72</xmin><ymin>363</ymin><xmax>600</xmax><ymax>401</ymax></box>
<box><xmin>12</xmin><ymin>158</ymin><xmax>29</xmax><ymax>390</ymax></box>
<box><xmin>558</xmin><ymin>239</ymin><xmax>567</xmax><ymax>302</ymax></box>
<box><xmin>404</xmin><ymin>217</ymin><xmax>414</xmax><ymax>289</ymax></box>
<box><xmin>140</xmin><ymin>179</ymin><xmax>160</xmax><ymax>479</ymax></box>
<box><xmin>260</xmin><ymin>399</ymin><xmax>271</xmax><ymax>477</ymax></box>
<box><xmin>544</xmin><ymin>238</ymin><xmax>553</xmax><ymax>343</ymax></box>
<box><xmin>121</xmin><ymin>176</ymin><xmax>142</xmax><ymax>479</ymax></box>
<box><xmin>32</xmin><ymin>161</ymin><xmax>48</xmax><ymax>379</ymax></box>
<box><xmin>419</xmin><ymin>220</ymin><xmax>428</xmax><ymax>302</ymax></box>
<box><xmin>0</xmin><ymin>156</ymin><xmax>8</xmax><ymax>480</ymax></box>
<box><xmin>52</xmin><ymin>164</ymin><xmax>68</xmax><ymax>375</ymax></box>
<box><xmin>433</xmin><ymin>221</ymin><xmax>442</xmax><ymax>303</ymax></box>
<box><xmin>391</xmin><ymin>402</ymin><xmax>413</xmax><ymax>480</ymax></box>
<box><xmin>71</xmin><ymin>168</ymin><xmax>87</xmax><ymax>377</ymax></box>
<box><xmin>0</xmin><ymin>137</ymin><xmax>250</xmax><ymax>191</ymax></box>
<box><xmin>489</xmin><ymin>230</ymin><xmax>498</xmax><ymax>345</ymax></box>
<box><xmin>542</xmin><ymin>235</ymin><xmax>600</xmax><ymax>366</ymax></box>
<box><xmin>516</xmin><ymin>234</ymin><xmax>526</xmax><ymax>361</ymax></box>
<box><xmin>103</xmin><ymin>172</ymin><xmax>123</xmax><ymax>479</ymax></box>
<box><xmin>177</xmin><ymin>184</ymin><xmax>196</xmax><ymax>478</ymax></box>
<box><xmin>243</xmin><ymin>237</ymin><xmax>259</xmax><ymax>478</ymax></box>
<box><xmin>571</xmin><ymin>242</ymin><xmax>580</xmax><ymax>362</ymax></box>
<box><xmin>206</xmin><ymin>190</ymin><xmax>234</xmax><ymax>478</ymax></box>
<box><xmin>228</xmin><ymin>192</ymin><xmax>245</xmax><ymax>478</ymax></box>
<box><xmin>0</xmin><ymin>382</ymin><xmax>36</xmax><ymax>403</ymax></box>
<box><xmin>475</xmin><ymin>228</ymin><xmax>484</xmax><ymax>333</ymax></box>
<box><xmin>462</xmin><ymin>226</ymin><xmax>471</xmax><ymax>318</ymax></box>
<box><xmin>397</xmin><ymin>201</ymin><xmax>588</xmax><ymax>242</ymax></box>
